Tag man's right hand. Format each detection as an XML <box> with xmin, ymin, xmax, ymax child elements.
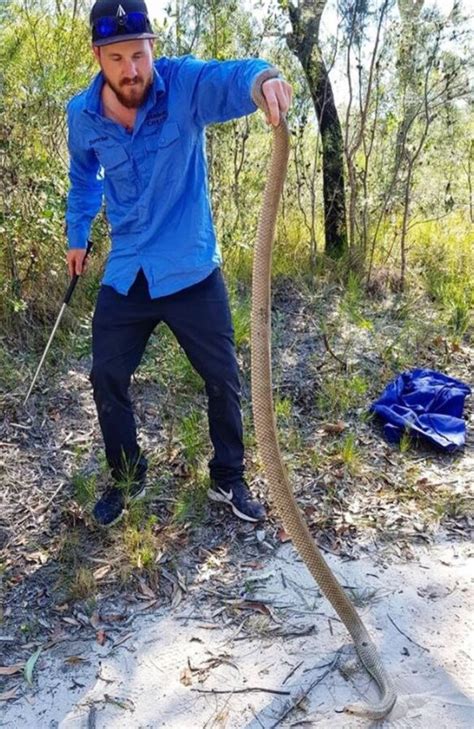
<box><xmin>67</xmin><ymin>248</ymin><xmax>88</xmax><ymax>277</ymax></box>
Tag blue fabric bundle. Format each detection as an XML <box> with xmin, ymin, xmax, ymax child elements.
<box><xmin>370</xmin><ymin>368</ymin><xmax>471</xmax><ymax>451</ymax></box>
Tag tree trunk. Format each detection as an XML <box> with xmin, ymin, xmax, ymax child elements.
<box><xmin>286</xmin><ymin>1</ymin><xmax>347</xmax><ymax>259</ymax></box>
<box><xmin>394</xmin><ymin>0</ymin><xmax>425</xmax><ymax>170</ymax></box>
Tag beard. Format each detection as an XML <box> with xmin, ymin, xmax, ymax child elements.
<box><xmin>104</xmin><ymin>70</ymin><xmax>153</xmax><ymax>109</ymax></box>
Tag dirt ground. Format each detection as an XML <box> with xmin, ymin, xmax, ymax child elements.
<box><xmin>0</xmin><ymin>538</ymin><xmax>472</xmax><ymax>728</ymax></box>
<box><xmin>1</xmin><ymin>279</ymin><xmax>472</xmax><ymax>727</ymax></box>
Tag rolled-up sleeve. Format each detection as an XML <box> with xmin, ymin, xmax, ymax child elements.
<box><xmin>65</xmin><ymin>99</ymin><xmax>103</xmax><ymax>249</ymax></box>
<box><xmin>175</xmin><ymin>55</ymin><xmax>280</xmax><ymax>127</ymax></box>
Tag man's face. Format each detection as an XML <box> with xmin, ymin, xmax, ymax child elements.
<box><xmin>93</xmin><ymin>39</ymin><xmax>154</xmax><ymax>109</ymax></box>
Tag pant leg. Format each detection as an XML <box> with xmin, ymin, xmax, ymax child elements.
<box><xmin>90</xmin><ymin>271</ymin><xmax>158</xmax><ymax>482</ymax></box>
<box><xmin>162</xmin><ymin>269</ymin><xmax>245</xmax><ymax>481</ymax></box>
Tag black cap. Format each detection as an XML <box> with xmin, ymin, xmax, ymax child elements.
<box><xmin>90</xmin><ymin>0</ymin><xmax>157</xmax><ymax>47</ymax></box>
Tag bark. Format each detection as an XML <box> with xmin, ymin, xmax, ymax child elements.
<box><xmin>286</xmin><ymin>1</ymin><xmax>347</xmax><ymax>259</ymax></box>
<box><xmin>394</xmin><ymin>0</ymin><xmax>425</xmax><ymax>170</ymax></box>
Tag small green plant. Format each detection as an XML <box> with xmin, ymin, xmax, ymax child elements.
<box><xmin>141</xmin><ymin>325</ymin><xmax>204</xmax><ymax>393</ymax></box>
<box><xmin>317</xmin><ymin>373</ymin><xmax>368</xmax><ymax>418</ymax></box>
<box><xmin>72</xmin><ymin>472</ymin><xmax>97</xmax><ymax>507</ymax></box>
<box><xmin>339</xmin><ymin>433</ymin><xmax>361</xmax><ymax>473</ymax></box>
<box><xmin>178</xmin><ymin>409</ymin><xmax>207</xmax><ymax>464</ymax></box>
<box><xmin>173</xmin><ymin>474</ymin><xmax>209</xmax><ymax>524</ymax></box>
<box><xmin>68</xmin><ymin>567</ymin><xmax>96</xmax><ymax>601</ymax></box>
<box><xmin>399</xmin><ymin>429</ymin><xmax>411</xmax><ymax>454</ymax></box>
<box><xmin>123</xmin><ymin>514</ymin><xmax>159</xmax><ymax>570</ymax></box>
<box><xmin>230</xmin><ymin>295</ymin><xmax>251</xmax><ymax>348</ymax></box>
<box><xmin>242</xmin><ymin>408</ymin><xmax>257</xmax><ymax>450</ymax></box>
<box><xmin>57</xmin><ymin>528</ymin><xmax>82</xmax><ymax>567</ymax></box>
<box><xmin>274</xmin><ymin>395</ymin><xmax>292</xmax><ymax>425</ymax></box>
<box><xmin>341</xmin><ymin>272</ymin><xmax>374</xmax><ymax>329</ymax></box>
<box><xmin>448</xmin><ymin>291</ymin><xmax>471</xmax><ymax>339</ymax></box>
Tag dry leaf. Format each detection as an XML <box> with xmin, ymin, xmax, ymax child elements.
<box><xmin>171</xmin><ymin>585</ymin><xmax>183</xmax><ymax>609</ymax></box>
<box><xmin>239</xmin><ymin>600</ymin><xmax>271</xmax><ymax>616</ymax></box>
<box><xmin>176</xmin><ymin>570</ymin><xmax>187</xmax><ymax>592</ymax></box>
<box><xmin>180</xmin><ymin>667</ymin><xmax>193</xmax><ymax>686</ymax></box>
<box><xmin>64</xmin><ymin>656</ymin><xmax>86</xmax><ymax>666</ymax></box>
<box><xmin>93</xmin><ymin>565</ymin><xmax>111</xmax><ymax>581</ymax></box>
<box><xmin>323</xmin><ymin>421</ymin><xmax>346</xmax><ymax>435</ymax></box>
<box><xmin>54</xmin><ymin>603</ymin><xmax>69</xmax><ymax>613</ymax></box>
<box><xmin>134</xmin><ymin>599</ymin><xmax>157</xmax><ymax>614</ymax></box>
<box><xmin>25</xmin><ymin>551</ymin><xmax>48</xmax><ymax>565</ymax></box>
<box><xmin>96</xmin><ymin>629</ymin><xmax>107</xmax><ymax>646</ymax></box>
<box><xmin>89</xmin><ymin>612</ymin><xmax>100</xmax><ymax>629</ymax></box>
<box><xmin>277</xmin><ymin>527</ymin><xmax>291</xmax><ymax>543</ymax></box>
<box><xmin>0</xmin><ymin>687</ymin><xmax>18</xmax><ymax>702</ymax></box>
<box><xmin>112</xmin><ymin>632</ymin><xmax>134</xmax><ymax>649</ymax></box>
<box><xmin>0</xmin><ymin>664</ymin><xmax>23</xmax><ymax>676</ymax></box>
<box><xmin>137</xmin><ymin>577</ymin><xmax>155</xmax><ymax>600</ymax></box>
<box><xmin>101</xmin><ymin>612</ymin><xmax>126</xmax><ymax>624</ymax></box>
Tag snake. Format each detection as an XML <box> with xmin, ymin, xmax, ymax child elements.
<box><xmin>250</xmin><ymin>92</ymin><xmax>397</xmax><ymax>719</ymax></box>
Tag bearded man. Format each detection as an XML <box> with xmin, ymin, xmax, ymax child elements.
<box><xmin>66</xmin><ymin>0</ymin><xmax>292</xmax><ymax>527</ymax></box>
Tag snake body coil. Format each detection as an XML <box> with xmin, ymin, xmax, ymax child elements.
<box><xmin>250</xmin><ymin>109</ymin><xmax>396</xmax><ymax>719</ymax></box>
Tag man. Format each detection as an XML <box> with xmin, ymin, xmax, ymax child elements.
<box><xmin>66</xmin><ymin>0</ymin><xmax>292</xmax><ymax>527</ymax></box>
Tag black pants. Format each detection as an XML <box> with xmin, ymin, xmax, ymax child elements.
<box><xmin>90</xmin><ymin>268</ymin><xmax>244</xmax><ymax>484</ymax></box>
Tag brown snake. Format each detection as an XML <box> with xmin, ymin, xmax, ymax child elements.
<box><xmin>250</xmin><ymin>100</ymin><xmax>397</xmax><ymax>719</ymax></box>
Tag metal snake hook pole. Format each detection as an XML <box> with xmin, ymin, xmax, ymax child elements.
<box><xmin>24</xmin><ymin>240</ymin><xmax>93</xmax><ymax>406</ymax></box>
<box><xmin>250</xmin><ymin>93</ymin><xmax>396</xmax><ymax>719</ymax></box>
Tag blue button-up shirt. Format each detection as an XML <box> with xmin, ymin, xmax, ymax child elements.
<box><xmin>66</xmin><ymin>54</ymin><xmax>274</xmax><ymax>298</ymax></box>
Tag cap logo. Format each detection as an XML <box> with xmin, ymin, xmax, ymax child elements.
<box><xmin>116</xmin><ymin>4</ymin><xmax>126</xmax><ymax>16</ymax></box>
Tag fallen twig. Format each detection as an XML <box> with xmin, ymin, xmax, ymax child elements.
<box><xmin>282</xmin><ymin>660</ymin><xmax>303</xmax><ymax>685</ymax></box>
<box><xmin>191</xmin><ymin>686</ymin><xmax>291</xmax><ymax>696</ymax></box>
<box><xmin>387</xmin><ymin>613</ymin><xmax>430</xmax><ymax>652</ymax></box>
<box><xmin>269</xmin><ymin>650</ymin><xmax>341</xmax><ymax>729</ymax></box>
<box><xmin>322</xmin><ymin>334</ymin><xmax>348</xmax><ymax>370</ymax></box>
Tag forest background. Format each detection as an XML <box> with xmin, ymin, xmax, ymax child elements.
<box><xmin>0</xmin><ymin>0</ymin><xmax>472</xmax><ymax>352</ymax></box>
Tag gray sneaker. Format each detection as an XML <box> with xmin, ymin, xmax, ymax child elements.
<box><xmin>208</xmin><ymin>479</ymin><xmax>266</xmax><ymax>522</ymax></box>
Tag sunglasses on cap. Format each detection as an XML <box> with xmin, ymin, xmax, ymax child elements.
<box><xmin>92</xmin><ymin>11</ymin><xmax>150</xmax><ymax>39</ymax></box>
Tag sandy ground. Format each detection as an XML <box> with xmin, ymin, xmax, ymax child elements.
<box><xmin>1</xmin><ymin>538</ymin><xmax>472</xmax><ymax>729</ymax></box>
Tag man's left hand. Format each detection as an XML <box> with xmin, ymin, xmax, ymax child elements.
<box><xmin>261</xmin><ymin>78</ymin><xmax>293</xmax><ymax>126</ymax></box>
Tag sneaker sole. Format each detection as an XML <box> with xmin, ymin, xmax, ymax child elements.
<box><xmin>95</xmin><ymin>484</ymin><xmax>148</xmax><ymax>529</ymax></box>
<box><xmin>207</xmin><ymin>487</ymin><xmax>261</xmax><ymax>523</ymax></box>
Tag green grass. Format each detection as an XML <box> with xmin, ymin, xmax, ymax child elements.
<box><xmin>177</xmin><ymin>409</ymin><xmax>208</xmax><ymax>464</ymax></box>
<box><xmin>399</xmin><ymin>429</ymin><xmax>412</xmax><ymax>454</ymax></box>
<box><xmin>230</xmin><ymin>294</ymin><xmax>251</xmax><ymax>348</ymax></box>
<box><xmin>410</xmin><ymin>214</ymin><xmax>473</xmax><ymax>339</ymax></box>
<box><xmin>274</xmin><ymin>395</ymin><xmax>293</xmax><ymax>425</ymax></box>
<box><xmin>141</xmin><ymin>325</ymin><xmax>204</xmax><ymax>393</ymax></box>
<box><xmin>72</xmin><ymin>472</ymin><xmax>97</xmax><ymax>507</ymax></box>
<box><xmin>0</xmin><ymin>344</ymin><xmax>28</xmax><ymax>391</ymax></box>
<box><xmin>172</xmin><ymin>474</ymin><xmax>209</xmax><ymax>524</ymax></box>
<box><xmin>317</xmin><ymin>373</ymin><xmax>369</xmax><ymax>418</ymax></box>
<box><xmin>339</xmin><ymin>433</ymin><xmax>361</xmax><ymax>473</ymax></box>
<box><xmin>340</xmin><ymin>271</ymin><xmax>373</xmax><ymax>330</ymax></box>
<box><xmin>122</xmin><ymin>514</ymin><xmax>158</xmax><ymax>570</ymax></box>
<box><xmin>68</xmin><ymin>567</ymin><xmax>96</xmax><ymax>601</ymax></box>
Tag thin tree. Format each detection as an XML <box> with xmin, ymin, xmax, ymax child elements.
<box><xmin>281</xmin><ymin>0</ymin><xmax>348</xmax><ymax>259</ymax></box>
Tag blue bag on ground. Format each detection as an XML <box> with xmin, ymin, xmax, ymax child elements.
<box><xmin>370</xmin><ymin>368</ymin><xmax>471</xmax><ymax>451</ymax></box>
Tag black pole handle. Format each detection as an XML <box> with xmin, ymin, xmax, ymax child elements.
<box><xmin>63</xmin><ymin>239</ymin><xmax>93</xmax><ymax>305</ymax></box>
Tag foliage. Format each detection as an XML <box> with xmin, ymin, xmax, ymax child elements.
<box><xmin>0</xmin><ymin>0</ymin><xmax>472</xmax><ymax>352</ymax></box>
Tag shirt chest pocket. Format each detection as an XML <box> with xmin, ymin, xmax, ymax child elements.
<box><xmin>143</xmin><ymin>121</ymin><xmax>182</xmax><ymax>181</ymax></box>
<box><xmin>95</xmin><ymin>143</ymin><xmax>137</xmax><ymax>203</ymax></box>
